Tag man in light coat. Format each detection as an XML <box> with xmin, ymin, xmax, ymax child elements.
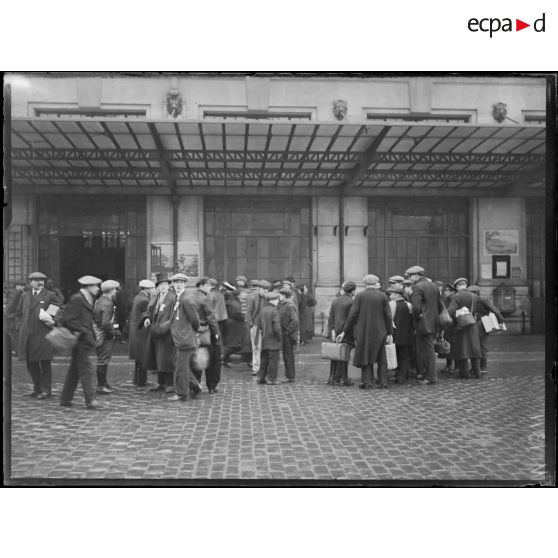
<box><xmin>16</xmin><ymin>271</ymin><xmax>63</xmax><ymax>398</ymax></box>
<box><xmin>337</xmin><ymin>274</ymin><xmax>393</xmax><ymax>389</ymax></box>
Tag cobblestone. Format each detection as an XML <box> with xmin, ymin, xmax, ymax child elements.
<box><xmin>6</xmin><ymin>336</ymin><xmax>548</xmax><ymax>483</ymax></box>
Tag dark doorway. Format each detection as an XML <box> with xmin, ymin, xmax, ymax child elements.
<box><xmin>59</xmin><ymin>236</ymin><xmax>125</xmax><ymax>300</ymax></box>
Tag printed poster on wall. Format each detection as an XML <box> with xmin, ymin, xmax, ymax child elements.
<box><xmin>150</xmin><ymin>242</ymin><xmax>199</xmax><ymax>279</ymax></box>
<box><xmin>483</xmin><ymin>230</ymin><xmax>519</xmax><ymax>256</ymax></box>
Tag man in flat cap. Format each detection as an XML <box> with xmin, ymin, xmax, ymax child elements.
<box><xmin>246</xmin><ymin>280</ymin><xmax>268</xmax><ymax>376</ymax></box>
<box><xmin>191</xmin><ymin>277</ymin><xmax>221</xmax><ymax>394</ymax></box>
<box><xmin>387</xmin><ymin>284</ymin><xmax>413</xmax><ymax>384</ymax></box>
<box><xmin>6</xmin><ymin>280</ymin><xmax>26</xmax><ymax>357</ymax></box>
<box><xmin>327</xmin><ymin>281</ymin><xmax>356</xmax><ymax>386</ymax></box>
<box><xmin>277</xmin><ymin>288</ymin><xmax>299</xmax><ymax>383</ymax></box>
<box><xmin>256</xmin><ymin>291</ymin><xmax>282</xmax><ymax>385</ymax></box>
<box><xmin>144</xmin><ymin>272</ymin><xmax>177</xmax><ymax>393</ymax></box>
<box><xmin>405</xmin><ymin>265</ymin><xmax>444</xmax><ymax>385</ymax></box>
<box><xmin>93</xmin><ymin>280</ymin><xmax>121</xmax><ymax>394</ymax></box>
<box><xmin>128</xmin><ymin>279</ymin><xmax>156</xmax><ymax>386</ymax></box>
<box><xmin>168</xmin><ymin>273</ymin><xmax>202</xmax><ymax>401</ymax></box>
<box><xmin>16</xmin><ymin>272</ymin><xmax>63</xmax><ymax>399</ymax></box>
<box><xmin>337</xmin><ymin>275</ymin><xmax>393</xmax><ymax>389</ymax></box>
<box><xmin>59</xmin><ymin>276</ymin><xmax>102</xmax><ymax>409</ymax></box>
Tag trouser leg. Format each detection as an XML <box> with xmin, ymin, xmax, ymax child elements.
<box><xmin>395</xmin><ymin>345</ymin><xmax>410</xmax><ymax>384</ymax></box>
<box><xmin>418</xmin><ymin>333</ymin><xmax>437</xmax><ymax>383</ymax></box>
<box><xmin>457</xmin><ymin>359</ymin><xmax>470</xmax><ymax>379</ymax></box>
<box><xmin>157</xmin><ymin>372</ymin><xmax>165</xmax><ymax>385</ymax></box>
<box><xmin>268</xmin><ymin>350</ymin><xmax>279</xmax><ymax>382</ymax></box>
<box><xmin>175</xmin><ymin>349</ymin><xmax>196</xmax><ymax>399</ymax></box>
<box><xmin>60</xmin><ymin>351</ymin><xmax>80</xmax><ymax>404</ymax></box>
<box><xmin>478</xmin><ymin>329</ymin><xmax>488</xmax><ymax>370</ymax></box>
<box><xmin>339</xmin><ymin>361</ymin><xmax>353</xmax><ymax>385</ymax></box>
<box><xmin>328</xmin><ymin>361</ymin><xmax>337</xmax><ymax>384</ymax></box>
<box><xmin>26</xmin><ymin>360</ymin><xmax>42</xmax><ymax>393</ymax></box>
<box><xmin>76</xmin><ymin>347</ymin><xmax>96</xmax><ymax>405</ymax></box>
<box><xmin>361</xmin><ymin>364</ymin><xmax>372</xmax><ymax>387</ymax></box>
<box><xmin>250</xmin><ymin>326</ymin><xmax>261</xmax><ymax>373</ymax></box>
<box><xmin>282</xmin><ymin>336</ymin><xmax>296</xmax><ymax>379</ymax></box>
<box><xmin>206</xmin><ymin>342</ymin><xmax>222</xmax><ymax>391</ymax></box>
<box><xmin>259</xmin><ymin>350</ymin><xmax>270</xmax><ymax>382</ymax></box>
<box><xmin>471</xmin><ymin>357</ymin><xmax>482</xmax><ymax>378</ymax></box>
<box><xmin>136</xmin><ymin>360</ymin><xmax>147</xmax><ymax>386</ymax></box>
<box><xmin>39</xmin><ymin>360</ymin><xmax>53</xmax><ymax>395</ymax></box>
<box><xmin>164</xmin><ymin>371</ymin><xmax>174</xmax><ymax>387</ymax></box>
<box><xmin>377</xmin><ymin>345</ymin><xmax>388</xmax><ymax>388</ymax></box>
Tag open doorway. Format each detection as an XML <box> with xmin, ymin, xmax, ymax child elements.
<box><xmin>59</xmin><ymin>236</ymin><xmax>125</xmax><ymax>300</ymax></box>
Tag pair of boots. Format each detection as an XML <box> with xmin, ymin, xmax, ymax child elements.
<box><xmin>96</xmin><ymin>365</ymin><xmax>113</xmax><ymax>394</ymax></box>
<box><xmin>327</xmin><ymin>363</ymin><xmax>354</xmax><ymax>386</ymax></box>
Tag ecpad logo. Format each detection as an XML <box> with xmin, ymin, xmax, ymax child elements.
<box><xmin>468</xmin><ymin>13</ymin><xmax>546</xmax><ymax>37</ymax></box>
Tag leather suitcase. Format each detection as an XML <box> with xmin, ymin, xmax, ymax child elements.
<box><xmin>321</xmin><ymin>342</ymin><xmax>351</xmax><ymax>362</ymax></box>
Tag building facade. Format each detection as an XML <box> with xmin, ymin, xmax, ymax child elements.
<box><xmin>4</xmin><ymin>74</ymin><xmax>548</xmax><ymax>333</ymax></box>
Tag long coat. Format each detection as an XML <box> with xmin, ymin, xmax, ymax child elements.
<box><xmin>327</xmin><ymin>293</ymin><xmax>355</xmax><ymax>345</ymax></box>
<box><xmin>277</xmin><ymin>300</ymin><xmax>299</xmax><ymax>342</ymax></box>
<box><xmin>223</xmin><ymin>293</ymin><xmax>251</xmax><ymax>353</ymax></box>
<box><xmin>343</xmin><ymin>287</ymin><xmax>393</xmax><ymax>367</ymax></box>
<box><xmin>16</xmin><ymin>288</ymin><xmax>63</xmax><ymax>361</ymax></box>
<box><xmin>411</xmin><ymin>277</ymin><xmax>443</xmax><ymax>335</ymax></box>
<box><xmin>62</xmin><ymin>291</ymin><xmax>96</xmax><ymax>350</ymax></box>
<box><xmin>258</xmin><ymin>303</ymin><xmax>282</xmax><ymax>350</ymax></box>
<box><xmin>299</xmin><ymin>292</ymin><xmax>317</xmax><ymax>338</ymax></box>
<box><xmin>128</xmin><ymin>291</ymin><xmax>151</xmax><ymax>361</ymax></box>
<box><xmin>447</xmin><ymin>290</ymin><xmax>482</xmax><ymax>360</ymax></box>
<box><xmin>144</xmin><ymin>290</ymin><xmax>176</xmax><ymax>372</ymax></box>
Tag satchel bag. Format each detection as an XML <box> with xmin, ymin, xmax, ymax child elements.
<box><xmin>151</xmin><ymin>320</ymin><xmax>171</xmax><ymax>339</ymax></box>
<box><xmin>385</xmin><ymin>342</ymin><xmax>398</xmax><ymax>370</ymax></box>
<box><xmin>45</xmin><ymin>326</ymin><xmax>79</xmax><ymax>356</ymax></box>
<box><xmin>190</xmin><ymin>347</ymin><xmax>210</xmax><ymax>372</ymax></box>
<box><xmin>321</xmin><ymin>341</ymin><xmax>351</xmax><ymax>362</ymax></box>
<box><xmin>438</xmin><ymin>306</ymin><xmax>453</xmax><ymax>330</ymax></box>
<box><xmin>481</xmin><ymin>312</ymin><xmax>500</xmax><ymax>334</ymax></box>
<box><xmin>456</xmin><ymin>294</ymin><xmax>477</xmax><ymax>329</ymax></box>
<box><xmin>197</xmin><ymin>323</ymin><xmax>211</xmax><ymax>347</ymax></box>
<box><xmin>434</xmin><ymin>332</ymin><xmax>451</xmax><ymax>357</ymax></box>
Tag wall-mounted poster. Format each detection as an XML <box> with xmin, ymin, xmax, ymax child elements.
<box><xmin>483</xmin><ymin>230</ymin><xmax>519</xmax><ymax>256</ymax></box>
<box><xmin>151</xmin><ymin>241</ymin><xmax>199</xmax><ymax>278</ymax></box>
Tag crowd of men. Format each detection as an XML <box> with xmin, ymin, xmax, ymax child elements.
<box><xmin>8</xmin><ymin>265</ymin><xmax>504</xmax><ymax>410</ymax></box>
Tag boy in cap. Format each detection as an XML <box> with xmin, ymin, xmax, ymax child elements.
<box><xmin>128</xmin><ymin>279</ymin><xmax>156</xmax><ymax>386</ymax></box>
<box><xmin>93</xmin><ymin>280</ymin><xmax>121</xmax><ymax>394</ymax></box>
<box><xmin>246</xmin><ymin>280</ymin><xmax>268</xmax><ymax>376</ymax></box>
<box><xmin>277</xmin><ymin>288</ymin><xmax>299</xmax><ymax>383</ymax></box>
<box><xmin>16</xmin><ymin>272</ymin><xmax>63</xmax><ymax>398</ymax></box>
<box><xmin>59</xmin><ymin>276</ymin><xmax>102</xmax><ymax>409</ymax></box>
<box><xmin>387</xmin><ymin>285</ymin><xmax>413</xmax><ymax>384</ymax></box>
<box><xmin>256</xmin><ymin>291</ymin><xmax>282</xmax><ymax>385</ymax></box>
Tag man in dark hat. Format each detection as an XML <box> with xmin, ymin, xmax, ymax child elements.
<box><xmin>256</xmin><ymin>291</ymin><xmax>282</xmax><ymax>385</ymax></box>
<box><xmin>327</xmin><ymin>281</ymin><xmax>356</xmax><ymax>386</ymax></box>
<box><xmin>59</xmin><ymin>276</ymin><xmax>102</xmax><ymax>409</ymax></box>
<box><xmin>16</xmin><ymin>272</ymin><xmax>63</xmax><ymax>398</ymax></box>
<box><xmin>405</xmin><ymin>265</ymin><xmax>444</xmax><ymax>385</ymax></box>
<box><xmin>277</xmin><ymin>288</ymin><xmax>299</xmax><ymax>383</ymax></box>
<box><xmin>246</xmin><ymin>280</ymin><xmax>268</xmax><ymax>376</ymax></box>
<box><xmin>191</xmin><ymin>277</ymin><xmax>221</xmax><ymax>394</ymax></box>
<box><xmin>144</xmin><ymin>272</ymin><xmax>177</xmax><ymax>392</ymax></box>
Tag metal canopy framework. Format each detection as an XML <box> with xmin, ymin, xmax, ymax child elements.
<box><xmin>11</xmin><ymin>118</ymin><xmax>546</xmax><ymax>195</ymax></box>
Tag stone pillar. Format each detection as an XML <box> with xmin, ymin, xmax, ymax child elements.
<box><xmin>343</xmin><ymin>197</ymin><xmax>368</xmax><ymax>282</ymax></box>
<box><xmin>476</xmin><ymin>198</ymin><xmax>529</xmax><ymax>333</ymax></box>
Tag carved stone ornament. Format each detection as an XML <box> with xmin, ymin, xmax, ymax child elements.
<box><xmin>166</xmin><ymin>90</ymin><xmax>183</xmax><ymax>119</ymax></box>
<box><xmin>332</xmin><ymin>99</ymin><xmax>348</xmax><ymax>121</ymax></box>
<box><xmin>492</xmin><ymin>102</ymin><xmax>507</xmax><ymax>123</ymax></box>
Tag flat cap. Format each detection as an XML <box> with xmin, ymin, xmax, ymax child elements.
<box><xmin>235</xmin><ymin>275</ymin><xmax>247</xmax><ymax>283</ymax></box>
<box><xmin>453</xmin><ymin>277</ymin><xmax>468</xmax><ymax>288</ymax></box>
<box><xmin>195</xmin><ymin>276</ymin><xmax>211</xmax><ymax>287</ymax></box>
<box><xmin>169</xmin><ymin>274</ymin><xmax>188</xmax><ymax>283</ymax></box>
<box><xmin>101</xmin><ymin>280</ymin><xmax>120</xmax><ymax>292</ymax></box>
<box><xmin>387</xmin><ymin>285</ymin><xmax>405</xmax><ymax>295</ymax></box>
<box><xmin>78</xmin><ymin>275</ymin><xmax>101</xmax><ymax>286</ymax></box>
<box><xmin>249</xmin><ymin>279</ymin><xmax>261</xmax><ymax>287</ymax></box>
<box><xmin>362</xmin><ymin>274</ymin><xmax>380</xmax><ymax>285</ymax></box>
<box><xmin>222</xmin><ymin>281</ymin><xmax>236</xmax><ymax>292</ymax></box>
<box><xmin>265</xmin><ymin>291</ymin><xmax>280</xmax><ymax>300</ymax></box>
<box><xmin>272</xmin><ymin>280</ymin><xmax>283</xmax><ymax>289</ymax></box>
<box><xmin>139</xmin><ymin>279</ymin><xmax>156</xmax><ymax>288</ymax></box>
<box><xmin>282</xmin><ymin>280</ymin><xmax>295</xmax><ymax>288</ymax></box>
<box><xmin>405</xmin><ymin>265</ymin><xmax>425</xmax><ymax>275</ymax></box>
<box><xmin>388</xmin><ymin>275</ymin><xmax>405</xmax><ymax>283</ymax></box>
<box><xmin>279</xmin><ymin>287</ymin><xmax>292</xmax><ymax>296</ymax></box>
<box><xmin>28</xmin><ymin>271</ymin><xmax>47</xmax><ymax>280</ymax></box>
<box><xmin>259</xmin><ymin>280</ymin><xmax>271</xmax><ymax>289</ymax></box>
<box><xmin>466</xmin><ymin>284</ymin><xmax>481</xmax><ymax>294</ymax></box>
<box><xmin>342</xmin><ymin>281</ymin><xmax>357</xmax><ymax>292</ymax></box>
<box><xmin>403</xmin><ymin>279</ymin><xmax>413</xmax><ymax>286</ymax></box>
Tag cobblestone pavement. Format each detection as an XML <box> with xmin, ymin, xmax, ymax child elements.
<box><xmin>6</xmin><ymin>336</ymin><xmax>547</xmax><ymax>483</ymax></box>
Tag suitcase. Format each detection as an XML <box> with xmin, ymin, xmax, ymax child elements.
<box><xmin>321</xmin><ymin>342</ymin><xmax>351</xmax><ymax>362</ymax></box>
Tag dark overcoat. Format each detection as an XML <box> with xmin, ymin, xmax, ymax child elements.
<box><xmin>62</xmin><ymin>291</ymin><xmax>96</xmax><ymax>350</ymax></box>
<box><xmin>411</xmin><ymin>277</ymin><xmax>443</xmax><ymax>335</ymax></box>
<box><xmin>170</xmin><ymin>291</ymin><xmax>200</xmax><ymax>351</ymax></box>
<box><xmin>277</xmin><ymin>300</ymin><xmax>299</xmax><ymax>342</ymax></box>
<box><xmin>144</xmin><ymin>290</ymin><xmax>176</xmax><ymax>372</ymax></box>
<box><xmin>299</xmin><ymin>292</ymin><xmax>316</xmax><ymax>337</ymax></box>
<box><xmin>128</xmin><ymin>291</ymin><xmax>151</xmax><ymax>361</ymax></box>
<box><xmin>258</xmin><ymin>303</ymin><xmax>282</xmax><ymax>350</ymax></box>
<box><xmin>447</xmin><ymin>290</ymin><xmax>482</xmax><ymax>360</ymax></box>
<box><xmin>328</xmin><ymin>293</ymin><xmax>355</xmax><ymax>344</ymax></box>
<box><xmin>343</xmin><ymin>288</ymin><xmax>393</xmax><ymax>367</ymax></box>
<box><xmin>223</xmin><ymin>294</ymin><xmax>251</xmax><ymax>352</ymax></box>
<box><xmin>16</xmin><ymin>288</ymin><xmax>63</xmax><ymax>361</ymax></box>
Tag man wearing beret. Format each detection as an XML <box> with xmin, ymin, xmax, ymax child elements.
<box><xmin>256</xmin><ymin>291</ymin><xmax>282</xmax><ymax>385</ymax></box>
<box><xmin>93</xmin><ymin>280</ymin><xmax>121</xmax><ymax>394</ymax></box>
<box><xmin>277</xmin><ymin>288</ymin><xmax>299</xmax><ymax>383</ymax></box>
<box><xmin>128</xmin><ymin>279</ymin><xmax>156</xmax><ymax>386</ymax></box>
<box><xmin>327</xmin><ymin>281</ymin><xmax>356</xmax><ymax>386</ymax></box>
<box><xmin>337</xmin><ymin>275</ymin><xmax>393</xmax><ymax>389</ymax></box>
<box><xmin>59</xmin><ymin>276</ymin><xmax>102</xmax><ymax>409</ymax></box>
<box><xmin>406</xmin><ymin>265</ymin><xmax>444</xmax><ymax>385</ymax></box>
<box><xmin>169</xmin><ymin>273</ymin><xmax>202</xmax><ymax>401</ymax></box>
<box><xmin>16</xmin><ymin>272</ymin><xmax>63</xmax><ymax>399</ymax></box>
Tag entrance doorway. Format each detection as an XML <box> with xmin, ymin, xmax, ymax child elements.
<box><xmin>59</xmin><ymin>237</ymin><xmax>125</xmax><ymax>300</ymax></box>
